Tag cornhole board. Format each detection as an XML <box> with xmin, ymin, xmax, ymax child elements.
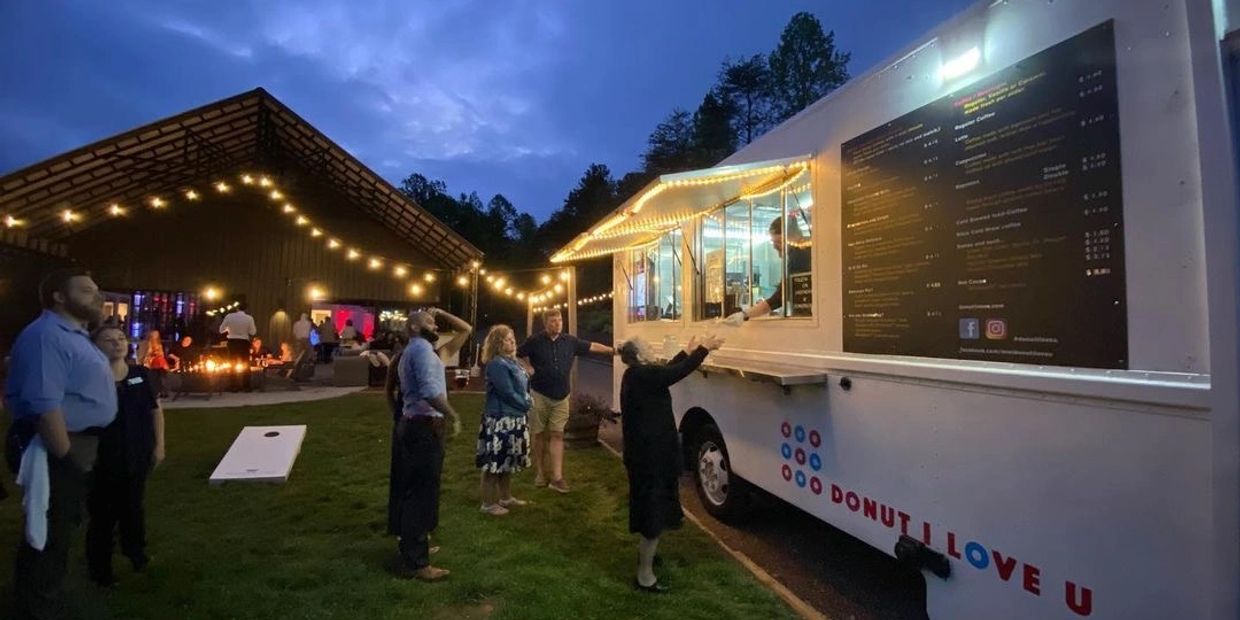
<box><xmin>209</xmin><ymin>425</ymin><xmax>307</xmax><ymax>485</ymax></box>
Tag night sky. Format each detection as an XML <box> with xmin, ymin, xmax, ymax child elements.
<box><xmin>0</xmin><ymin>0</ymin><xmax>975</xmax><ymax>221</ymax></box>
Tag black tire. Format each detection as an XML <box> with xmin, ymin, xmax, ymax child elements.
<box><xmin>691</xmin><ymin>423</ymin><xmax>750</xmax><ymax>522</ymax></box>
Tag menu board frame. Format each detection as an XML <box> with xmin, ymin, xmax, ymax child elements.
<box><xmin>841</xmin><ymin>21</ymin><xmax>1127</xmax><ymax>369</ymax></box>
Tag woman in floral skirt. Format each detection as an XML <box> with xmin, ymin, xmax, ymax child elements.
<box><xmin>476</xmin><ymin>325</ymin><xmax>532</xmax><ymax>516</ymax></box>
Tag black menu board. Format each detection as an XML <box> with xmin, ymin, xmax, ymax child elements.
<box><xmin>841</xmin><ymin>21</ymin><xmax>1126</xmax><ymax>369</ymax></box>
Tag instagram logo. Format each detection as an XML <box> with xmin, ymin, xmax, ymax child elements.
<box><xmin>985</xmin><ymin>319</ymin><xmax>1007</xmax><ymax>340</ymax></box>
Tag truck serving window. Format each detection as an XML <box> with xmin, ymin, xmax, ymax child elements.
<box><xmin>696</xmin><ymin>179</ymin><xmax>813</xmax><ymax>319</ymax></box>
<box><xmin>626</xmin><ymin>228</ymin><xmax>683</xmax><ymax>322</ymax></box>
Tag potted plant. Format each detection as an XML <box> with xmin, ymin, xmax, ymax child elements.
<box><xmin>563</xmin><ymin>393</ymin><xmax>617</xmax><ymax>449</ymax></box>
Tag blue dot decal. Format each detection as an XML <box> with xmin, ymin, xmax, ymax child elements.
<box><xmin>794</xmin><ymin>425</ymin><xmax>806</xmax><ymax>442</ymax></box>
<box><xmin>781</xmin><ymin>443</ymin><xmax>793</xmax><ymax>459</ymax></box>
<box><xmin>809</xmin><ymin>453</ymin><xmax>822</xmax><ymax>471</ymax></box>
<box><xmin>795</xmin><ymin>470</ymin><xmax>807</xmax><ymax>487</ymax></box>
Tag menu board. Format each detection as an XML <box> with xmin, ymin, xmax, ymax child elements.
<box><xmin>790</xmin><ymin>273</ymin><xmax>813</xmax><ymax>316</ymax></box>
<box><xmin>841</xmin><ymin>21</ymin><xmax>1126</xmax><ymax>368</ymax></box>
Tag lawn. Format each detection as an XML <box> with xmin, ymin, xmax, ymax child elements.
<box><xmin>0</xmin><ymin>392</ymin><xmax>798</xmax><ymax>620</ymax></box>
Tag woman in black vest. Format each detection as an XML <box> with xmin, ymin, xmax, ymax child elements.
<box><xmin>86</xmin><ymin>325</ymin><xmax>165</xmax><ymax>586</ymax></box>
<box><xmin>618</xmin><ymin>332</ymin><xmax>723</xmax><ymax>592</ymax></box>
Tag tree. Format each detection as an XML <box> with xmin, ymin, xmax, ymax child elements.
<box><xmin>399</xmin><ymin>173</ymin><xmax>447</xmax><ymax>204</ymax></box>
<box><xmin>692</xmin><ymin>91</ymin><xmax>737</xmax><ymax>168</ymax></box>
<box><xmin>641</xmin><ymin>109</ymin><xmax>695</xmax><ymax>175</ymax></box>
<box><xmin>768</xmin><ymin>12</ymin><xmax>850</xmax><ymax>122</ymax></box>
<box><xmin>717</xmin><ymin>54</ymin><xmax>774</xmax><ymax>145</ymax></box>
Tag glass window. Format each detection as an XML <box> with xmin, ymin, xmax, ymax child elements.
<box><xmin>626</xmin><ymin>229</ymin><xmax>684</xmax><ymax>322</ymax></box>
<box><xmin>783</xmin><ymin>182</ymin><xmax>814</xmax><ymax>317</ymax></box>
<box><xmin>694</xmin><ymin>177</ymin><xmax>814</xmax><ymax>319</ymax></box>
<box><xmin>698</xmin><ymin>211</ymin><xmax>725</xmax><ymax>319</ymax></box>
<box><xmin>723</xmin><ymin>203</ymin><xmax>752</xmax><ymax>315</ymax></box>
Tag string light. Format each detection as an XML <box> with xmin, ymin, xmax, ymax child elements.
<box><xmin>541</xmin><ymin>274</ymin><xmax>552</xmax><ymax>285</ymax></box>
<box><xmin>553</xmin><ymin>159</ymin><xmax>810</xmax><ymax>262</ymax></box>
<box><xmin>4</xmin><ymin>215</ymin><xmax>23</xmax><ymax>228</ymax></box>
<box><xmin>77</xmin><ymin>171</ymin><xmax>533</xmax><ymax>307</ymax></box>
<box><xmin>409</xmin><ymin>283</ymin><xmax>424</xmax><ymax>296</ymax></box>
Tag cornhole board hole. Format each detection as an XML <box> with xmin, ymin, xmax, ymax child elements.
<box><xmin>209</xmin><ymin>425</ymin><xmax>307</xmax><ymax>485</ymax></box>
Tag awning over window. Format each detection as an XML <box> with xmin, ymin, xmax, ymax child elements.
<box><xmin>550</xmin><ymin>155</ymin><xmax>812</xmax><ymax>263</ymax></box>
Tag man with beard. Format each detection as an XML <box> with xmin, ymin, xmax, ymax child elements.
<box><xmin>6</xmin><ymin>267</ymin><xmax>116</xmax><ymax>619</ymax></box>
<box><xmin>391</xmin><ymin>308</ymin><xmax>467</xmax><ymax>581</ymax></box>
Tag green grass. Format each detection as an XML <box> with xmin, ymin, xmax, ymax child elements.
<box><xmin>0</xmin><ymin>393</ymin><xmax>797</xmax><ymax>620</ymax></box>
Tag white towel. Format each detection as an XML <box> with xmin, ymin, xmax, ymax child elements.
<box><xmin>15</xmin><ymin>436</ymin><xmax>49</xmax><ymax>551</ymax></box>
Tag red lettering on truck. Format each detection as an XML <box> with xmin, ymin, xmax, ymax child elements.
<box><xmin>1065</xmin><ymin>581</ymin><xmax>1093</xmax><ymax>616</ymax></box>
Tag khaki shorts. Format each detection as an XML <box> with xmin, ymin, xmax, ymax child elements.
<box><xmin>528</xmin><ymin>392</ymin><xmax>570</xmax><ymax>435</ymax></box>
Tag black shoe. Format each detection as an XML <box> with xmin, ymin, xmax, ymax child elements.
<box><xmin>633</xmin><ymin>578</ymin><xmax>669</xmax><ymax>593</ymax></box>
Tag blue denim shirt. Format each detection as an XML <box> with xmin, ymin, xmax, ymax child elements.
<box><xmin>398</xmin><ymin>337</ymin><xmax>446</xmax><ymax>418</ymax></box>
<box><xmin>4</xmin><ymin>311</ymin><xmax>117</xmax><ymax>430</ymax></box>
<box><xmin>484</xmin><ymin>356</ymin><xmax>531</xmax><ymax>418</ymax></box>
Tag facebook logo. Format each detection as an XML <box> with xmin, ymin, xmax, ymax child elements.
<box><xmin>959</xmin><ymin>318</ymin><xmax>980</xmax><ymax>339</ymax></box>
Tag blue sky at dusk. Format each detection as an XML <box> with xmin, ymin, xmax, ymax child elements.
<box><xmin>0</xmin><ymin>0</ymin><xmax>974</xmax><ymax>221</ymax></box>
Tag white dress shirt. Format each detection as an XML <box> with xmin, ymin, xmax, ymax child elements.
<box><xmin>219</xmin><ymin>311</ymin><xmax>256</xmax><ymax>340</ymax></box>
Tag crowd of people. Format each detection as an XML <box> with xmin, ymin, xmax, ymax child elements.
<box><xmin>3</xmin><ymin>268</ymin><xmax>726</xmax><ymax>617</ymax></box>
<box><xmin>386</xmin><ymin>304</ymin><xmax>723</xmax><ymax>593</ymax></box>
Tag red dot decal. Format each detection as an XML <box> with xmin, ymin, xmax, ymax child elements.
<box><xmin>795</xmin><ymin>448</ymin><xmax>806</xmax><ymax>465</ymax></box>
<box><xmin>810</xmin><ymin>477</ymin><xmax>822</xmax><ymax>495</ymax></box>
<box><xmin>809</xmin><ymin>430</ymin><xmax>821</xmax><ymax>448</ymax></box>
<box><xmin>781</xmin><ymin>464</ymin><xmax>793</xmax><ymax>481</ymax></box>
<box><xmin>781</xmin><ymin>422</ymin><xmax>792</xmax><ymax>438</ymax></box>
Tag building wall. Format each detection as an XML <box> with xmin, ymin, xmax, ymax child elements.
<box><xmin>66</xmin><ymin>183</ymin><xmax>444</xmax><ymax>344</ymax></box>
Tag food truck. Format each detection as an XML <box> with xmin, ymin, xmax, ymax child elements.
<box><xmin>552</xmin><ymin>0</ymin><xmax>1240</xmax><ymax>617</ymax></box>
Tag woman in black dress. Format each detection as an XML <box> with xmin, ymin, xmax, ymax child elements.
<box><xmin>619</xmin><ymin>333</ymin><xmax>724</xmax><ymax>592</ymax></box>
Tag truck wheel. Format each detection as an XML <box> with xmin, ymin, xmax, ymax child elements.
<box><xmin>692</xmin><ymin>423</ymin><xmax>750</xmax><ymax>522</ymax></box>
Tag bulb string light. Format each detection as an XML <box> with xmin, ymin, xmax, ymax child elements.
<box><xmin>11</xmin><ymin>170</ymin><xmax>572</xmax><ymax>305</ymax></box>
<box><xmin>551</xmin><ymin>160</ymin><xmax>810</xmax><ymax>263</ymax></box>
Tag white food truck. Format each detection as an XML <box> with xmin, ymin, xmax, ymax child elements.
<box><xmin>552</xmin><ymin>0</ymin><xmax>1240</xmax><ymax>618</ymax></box>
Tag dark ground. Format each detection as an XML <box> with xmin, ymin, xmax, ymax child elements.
<box><xmin>579</xmin><ymin>357</ymin><xmax>929</xmax><ymax>620</ymax></box>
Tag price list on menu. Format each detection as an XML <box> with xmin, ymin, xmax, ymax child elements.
<box><xmin>841</xmin><ymin>21</ymin><xmax>1127</xmax><ymax>368</ymax></box>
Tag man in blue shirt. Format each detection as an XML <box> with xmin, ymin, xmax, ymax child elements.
<box><xmin>517</xmin><ymin>308</ymin><xmax>613</xmax><ymax>494</ymax></box>
<box><xmin>6</xmin><ymin>267</ymin><xmax>115</xmax><ymax>619</ymax></box>
<box><xmin>392</xmin><ymin>309</ymin><xmax>465</xmax><ymax>582</ymax></box>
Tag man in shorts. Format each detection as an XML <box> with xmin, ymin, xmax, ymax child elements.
<box><xmin>517</xmin><ymin>308</ymin><xmax>613</xmax><ymax>493</ymax></box>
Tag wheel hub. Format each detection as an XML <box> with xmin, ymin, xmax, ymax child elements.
<box><xmin>697</xmin><ymin>441</ymin><xmax>730</xmax><ymax>506</ymax></box>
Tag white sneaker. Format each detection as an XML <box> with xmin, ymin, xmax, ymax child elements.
<box><xmin>479</xmin><ymin>503</ymin><xmax>510</xmax><ymax>516</ymax></box>
<box><xmin>498</xmin><ymin>497</ymin><xmax>529</xmax><ymax>507</ymax></box>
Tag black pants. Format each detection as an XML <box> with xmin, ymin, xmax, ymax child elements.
<box><xmin>85</xmin><ymin>454</ymin><xmax>148</xmax><ymax>581</ymax></box>
<box><xmin>226</xmin><ymin>339</ymin><xmax>251</xmax><ymax>390</ymax></box>
<box><xmin>394</xmin><ymin>416</ymin><xmax>444</xmax><ymax>570</ymax></box>
<box><xmin>13</xmin><ymin>451</ymin><xmax>89</xmax><ymax>620</ymax></box>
